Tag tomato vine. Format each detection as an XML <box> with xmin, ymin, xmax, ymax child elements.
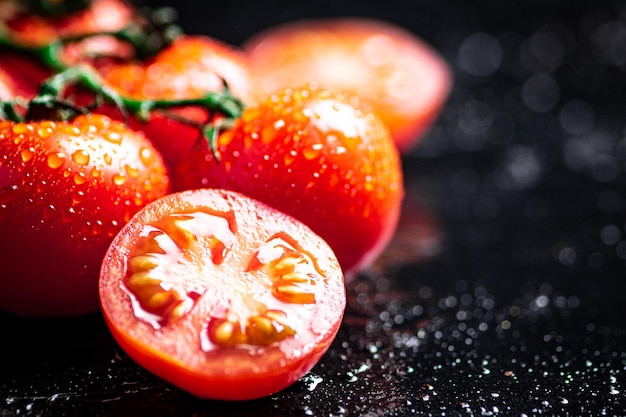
<box><xmin>0</xmin><ymin>1</ymin><xmax>245</xmax><ymax>157</ymax></box>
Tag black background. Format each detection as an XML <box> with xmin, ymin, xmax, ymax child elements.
<box><xmin>2</xmin><ymin>0</ymin><xmax>626</xmax><ymax>416</ymax></box>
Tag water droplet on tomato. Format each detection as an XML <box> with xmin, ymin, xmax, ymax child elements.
<box><xmin>71</xmin><ymin>149</ymin><xmax>90</xmax><ymax>166</ymax></box>
<box><xmin>62</xmin><ymin>125</ymin><xmax>81</xmax><ymax>136</ymax></box>
<box><xmin>72</xmin><ymin>190</ymin><xmax>85</xmax><ymax>204</ymax></box>
<box><xmin>37</xmin><ymin>126</ymin><xmax>53</xmax><ymax>139</ymax></box>
<box><xmin>47</xmin><ymin>152</ymin><xmax>66</xmax><ymax>169</ymax></box>
<box><xmin>284</xmin><ymin>149</ymin><xmax>298</xmax><ymax>166</ymax></box>
<box><xmin>43</xmin><ymin>204</ymin><xmax>57</xmax><ymax>219</ymax></box>
<box><xmin>125</xmin><ymin>164</ymin><xmax>140</xmax><ymax>178</ymax></box>
<box><xmin>20</xmin><ymin>147</ymin><xmax>35</xmax><ymax>163</ymax></box>
<box><xmin>61</xmin><ymin>206</ymin><xmax>76</xmax><ymax>223</ymax></box>
<box><xmin>303</xmin><ymin>143</ymin><xmax>324</xmax><ymax>160</ymax></box>
<box><xmin>12</xmin><ymin>123</ymin><xmax>33</xmax><ymax>135</ymax></box>
<box><xmin>103</xmin><ymin>153</ymin><xmax>113</xmax><ymax>165</ymax></box>
<box><xmin>104</xmin><ymin>131</ymin><xmax>122</xmax><ymax>144</ymax></box>
<box><xmin>139</xmin><ymin>147</ymin><xmax>156</xmax><ymax>166</ymax></box>
<box><xmin>113</xmin><ymin>173</ymin><xmax>127</xmax><ymax>186</ymax></box>
<box><xmin>73</xmin><ymin>172</ymin><xmax>87</xmax><ymax>185</ymax></box>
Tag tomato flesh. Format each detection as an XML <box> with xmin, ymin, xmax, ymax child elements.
<box><xmin>99</xmin><ymin>189</ymin><xmax>346</xmax><ymax>400</ymax></box>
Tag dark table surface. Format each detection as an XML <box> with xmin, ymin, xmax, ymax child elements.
<box><xmin>2</xmin><ymin>1</ymin><xmax>626</xmax><ymax>416</ymax></box>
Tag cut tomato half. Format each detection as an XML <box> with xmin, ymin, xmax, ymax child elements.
<box><xmin>99</xmin><ymin>188</ymin><xmax>346</xmax><ymax>400</ymax></box>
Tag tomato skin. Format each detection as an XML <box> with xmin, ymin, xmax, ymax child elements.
<box><xmin>0</xmin><ymin>114</ymin><xmax>170</xmax><ymax>317</ymax></box>
<box><xmin>0</xmin><ymin>50</ymin><xmax>52</xmax><ymax>99</ymax></box>
<box><xmin>243</xmin><ymin>18</ymin><xmax>453</xmax><ymax>152</ymax></box>
<box><xmin>96</xmin><ymin>35</ymin><xmax>255</xmax><ymax>172</ymax></box>
<box><xmin>99</xmin><ymin>188</ymin><xmax>346</xmax><ymax>400</ymax></box>
<box><xmin>0</xmin><ymin>67</ymin><xmax>17</xmax><ymax>100</ymax></box>
<box><xmin>173</xmin><ymin>85</ymin><xmax>404</xmax><ymax>278</ymax></box>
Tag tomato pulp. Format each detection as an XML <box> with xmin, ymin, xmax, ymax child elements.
<box><xmin>99</xmin><ymin>188</ymin><xmax>346</xmax><ymax>400</ymax></box>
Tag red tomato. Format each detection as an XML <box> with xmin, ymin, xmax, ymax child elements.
<box><xmin>0</xmin><ymin>0</ymin><xmax>134</xmax><ymax>47</ymax></box>
<box><xmin>0</xmin><ymin>67</ymin><xmax>17</xmax><ymax>100</ymax></box>
<box><xmin>0</xmin><ymin>114</ymin><xmax>170</xmax><ymax>317</ymax></box>
<box><xmin>173</xmin><ymin>85</ymin><xmax>404</xmax><ymax>278</ymax></box>
<box><xmin>0</xmin><ymin>0</ymin><xmax>136</xmax><ymax>100</ymax></box>
<box><xmin>99</xmin><ymin>188</ymin><xmax>346</xmax><ymax>400</ymax></box>
<box><xmin>243</xmin><ymin>18</ymin><xmax>453</xmax><ymax>152</ymax></box>
<box><xmin>0</xmin><ymin>50</ymin><xmax>52</xmax><ymax>99</ymax></box>
<box><xmin>96</xmin><ymin>35</ymin><xmax>254</xmax><ymax>172</ymax></box>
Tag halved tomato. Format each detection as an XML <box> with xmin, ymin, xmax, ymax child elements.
<box><xmin>99</xmin><ymin>188</ymin><xmax>346</xmax><ymax>400</ymax></box>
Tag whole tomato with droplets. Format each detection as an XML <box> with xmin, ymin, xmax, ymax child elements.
<box><xmin>174</xmin><ymin>85</ymin><xmax>404</xmax><ymax>278</ymax></box>
<box><xmin>0</xmin><ymin>114</ymin><xmax>170</xmax><ymax>317</ymax></box>
<box><xmin>99</xmin><ymin>188</ymin><xmax>346</xmax><ymax>400</ymax></box>
<box><xmin>243</xmin><ymin>17</ymin><xmax>452</xmax><ymax>152</ymax></box>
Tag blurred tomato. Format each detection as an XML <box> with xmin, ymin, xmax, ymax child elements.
<box><xmin>244</xmin><ymin>18</ymin><xmax>452</xmax><ymax>152</ymax></box>
<box><xmin>0</xmin><ymin>0</ymin><xmax>134</xmax><ymax>47</ymax></box>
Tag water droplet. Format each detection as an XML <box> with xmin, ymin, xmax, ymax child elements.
<box><xmin>12</xmin><ymin>123</ymin><xmax>33</xmax><ymax>135</ymax></box>
<box><xmin>113</xmin><ymin>173</ymin><xmax>127</xmax><ymax>186</ymax></box>
<box><xmin>73</xmin><ymin>172</ymin><xmax>87</xmax><ymax>185</ymax></box>
<box><xmin>103</xmin><ymin>153</ymin><xmax>113</xmax><ymax>165</ymax></box>
<box><xmin>139</xmin><ymin>147</ymin><xmax>156</xmax><ymax>166</ymax></box>
<box><xmin>47</xmin><ymin>152</ymin><xmax>66</xmax><ymax>169</ymax></box>
<box><xmin>125</xmin><ymin>164</ymin><xmax>140</xmax><ymax>178</ymax></box>
<box><xmin>71</xmin><ymin>149</ymin><xmax>90</xmax><ymax>166</ymax></box>
<box><xmin>72</xmin><ymin>190</ymin><xmax>85</xmax><ymax>204</ymax></box>
<box><xmin>104</xmin><ymin>131</ymin><xmax>122</xmax><ymax>144</ymax></box>
<box><xmin>37</xmin><ymin>125</ymin><xmax>54</xmax><ymax>139</ymax></box>
<box><xmin>284</xmin><ymin>149</ymin><xmax>298</xmax><ymax>166</ymax></box>
<box><xmin>43</xmin><ymin>204</ymin><xmax>57</xmax><ymax>219</ymax></box>
<box><xmin>62</xmin><ymin>125</ymin><xmax>81</xmax><ymax>136</ymax></box>
<box><xmin>20</xmin><ymin>147</ymin><xmax>35</xmax><ymax>163</ymax></box>
<box><xmin>303</xmin><ymin>143</ymin><xmax>323</xmax><ymax>160</ymax></box>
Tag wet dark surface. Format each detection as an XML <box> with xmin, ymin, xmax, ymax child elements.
<box><xmin>2</xmin><ymin>0</ymin><xmax>626</xmax><ymax>416</ymax></box>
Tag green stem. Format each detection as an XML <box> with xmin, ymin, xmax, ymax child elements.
<box><xmin>0</xmin><ymin>12</ymin><xmax>244</xmax><ymax>158</ymax></box>
<box><xmin>19</xmin><ymin>66</ymin><xmax>245</xmax><ymax>157</ymax></box>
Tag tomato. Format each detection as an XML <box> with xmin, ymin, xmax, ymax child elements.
<box><xmin>99</xmin><ymin>188</ymin><xmax>346</xmax><ymax>400</ymax></box>
<box><xmin>96</xmin><ymin>34</ymin><xmax>254</xmax><ymax>172</ymax></box>
<box><xmin>0</xmin><ymin>50</ymin><xmax>52</xmax><ymax>99</ymax></box>
<box><xmin>0</xmin><ymin>0</ymin><xmax>134</xmax><ymax>47</ymax></box>
<box><xmin>0</xmin><ymin>114</ymin><xmax>170</xmax><ymax>317</ymax></box>
<box><xmin>0</xmin><ymin>67</ymin><xmax>18</xmax><ymax>100</ymax></box>
<box><xmin>0</xmin><ymin>0</ymin><xmax>137</xmax><ymax>100</ymax></box>
<box><xmin>173</xmin><ymin>85</ymin><xmax>404</xmax><ymax>278</ymax></box>
<box><xmin>243</xmin><ymin>18</ymin><xmax>453</xmax><ymax>152</ymax></box>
